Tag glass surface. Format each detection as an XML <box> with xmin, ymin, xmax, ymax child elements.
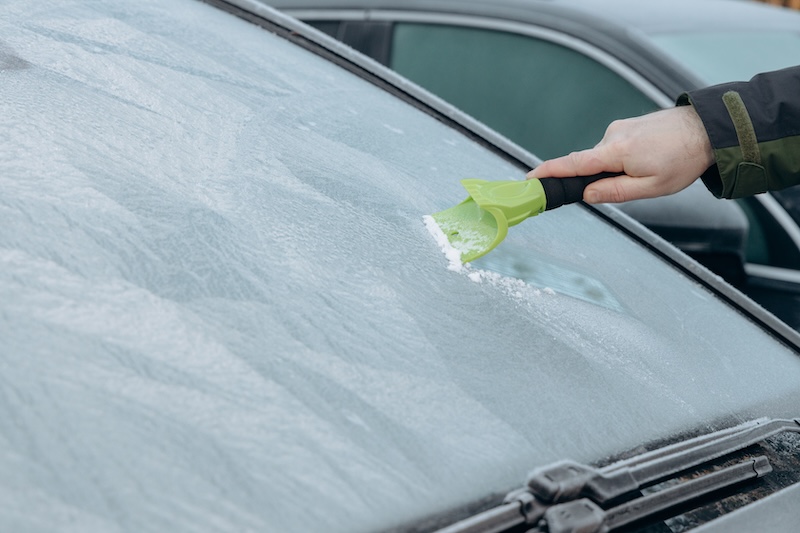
<box><xmin>738</xmin><ymin>198</ymin><xmax>800</xmax><ymax>268</ymax></box>
<box><xmin>3</xmin><ymin>1</ymin><xmax>800</xmax><ymax>532</ymax></box>
<box><xmin>648</xmin><ymin>31</ymin><xmax>800</xmax><ymax>85</ymax></box>
<box><xmin>772</xmin><ymin>187</ymin><xmax>800</xmax><ymax>226</ymax></box>
<box><xmin>390</xmin><ymin>23</ymin><xmax>659</xmax><ymax>160</ymax></box>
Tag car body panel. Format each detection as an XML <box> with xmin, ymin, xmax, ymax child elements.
<box><xmin>693</xmin><ymin>481</ymin><xmax>800</xmax><ymax>533</ymax></box>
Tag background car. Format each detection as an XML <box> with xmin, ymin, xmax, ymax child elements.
<box><xmin>4</xmin><ymin>0</ymin><xmax>800</xmax><ymax>532</ymax></box>
<box><xmin>268</xmin><ymin>0</ymin><xmax>800</xmax><ymax>331</ymax></box>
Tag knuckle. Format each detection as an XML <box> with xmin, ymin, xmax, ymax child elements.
<box><xmin>602</xmin><ymin>120</ymin><xmax>632</xmax><ymax>152</ymax></box>
<box><xmin>605</xmin><ymin>119</ymin><xmax>626</xmax><ymax>137</ymax></box>
<box><xmin>567</xmin><ymin>149</ymin><xmax>589</xmax><ymax>165</ymax></box>
<box><xmin>607</xmin><ymin>180</ymin><xmax>630</xmax><ymax>203</ymax></box>
<box><xmin>566</xmin><ymin>150</ymin><xmax>584</xmax><ymax>163</ymax></box>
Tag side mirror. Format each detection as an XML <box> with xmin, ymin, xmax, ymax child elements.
<box><xmin>617</xmin><ymin>181</ymin><xmax>749</xmax><ymax>287</ymax></box>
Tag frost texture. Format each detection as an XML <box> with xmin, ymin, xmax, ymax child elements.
<box><xmin>3</xmin><ymin>1</ymin><xmax>800</xmax><ymax>533</ymax></box>
<box><xmin>423</xmin><ymin>214</ymin><xmax>464</xmax><ymax>271</ymax></box>
<box><xmin>424</xmin><ymin>215</ymin><xmax>546</xmax><ymax>300</ymax></box>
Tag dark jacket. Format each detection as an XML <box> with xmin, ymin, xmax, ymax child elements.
<box><xmin>678</xmin><ymin>66</ymin><xmax>800</xmax><ymax>199</ymax></box>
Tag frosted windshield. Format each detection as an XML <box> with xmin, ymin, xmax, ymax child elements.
<box><xmin>3</xmin><ymin>1</ymin><xmax>800</xmax><ymax>532</ymax></box>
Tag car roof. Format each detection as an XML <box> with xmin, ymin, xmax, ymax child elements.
<box><xmin>269</xmin><ymin>0</ymin><xmax>800</xmax><ymax>34</ymax></box>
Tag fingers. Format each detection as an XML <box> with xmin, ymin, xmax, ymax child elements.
<box><xmin>583</xmin><ymin>174</ymin><xmax>658</xmax><ymax>204</ymax></box>
<box><xmin>526</xmin><ymin>147</ymin><xmax>621</xmax><ymax>180</ymax></box>
<box><xmin>528</xmin><ymin>154</ymin><xmax>670</xmax><ymax>203</ymax></box>
<box><xmin>526</xmin><ymin>107</ymin><xmax>709</xmax><ymax>204</ymax></box>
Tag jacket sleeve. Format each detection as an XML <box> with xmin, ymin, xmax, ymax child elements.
<box><xmin>677</xmin><ymin>65</ymin><xmax>800</xmax><ymax>199</ymax></box>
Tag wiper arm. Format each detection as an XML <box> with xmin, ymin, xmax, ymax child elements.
<box><xmin>536</xmin><ymin>456</ymin><xmax>771</xmax><ymax>533</ymax></box>
<box><xmin>526</xmin><ymin>417</ymin><xmax>798</xmax><ymax>506</ymax></box>
<box><xmin>435</xmin><ymin>417</ymin><xmax>800</xmax><ymax>533</ymax></box>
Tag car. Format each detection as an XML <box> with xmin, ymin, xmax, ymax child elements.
<box><xmin>4</xmin><ymin>0</ymin><xmax>800</xmax><ymax>532</ymax></box>
<box><xmin>268</xmin><ymin>0</ymin><xmax>800</xmax><ymax>331</ymax></box>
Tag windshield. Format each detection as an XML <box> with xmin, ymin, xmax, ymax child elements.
<box><xmin>647</xmin><ymin>30</ymin><xmax>800</xmax><ymax>85</ymax></box>
<box><xmin>3</xmin><ymin>0</ymin><xmax>800</xmax><ymax>532</ymax></box>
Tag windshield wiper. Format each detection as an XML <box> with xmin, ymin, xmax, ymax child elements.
<box><xmin>436</xmin><ymin>417</ymin><xmax>800</xmax><ymax>533</ymax></box>
<box><xmin>532</xmin><ymin>455</ymin><xmax>771</xmax><ymax>533</ymax></box>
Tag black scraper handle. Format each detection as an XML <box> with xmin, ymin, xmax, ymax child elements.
<box><xmin>539</xmin><ymin>171</ymin><xmax>620</xmax><ymax>211</ymax></box>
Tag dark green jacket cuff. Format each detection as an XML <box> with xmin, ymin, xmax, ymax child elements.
<box><xmin>677</xmin><ymin>66</ymin><xmax>800</xmax><ymax>199</ymax></box>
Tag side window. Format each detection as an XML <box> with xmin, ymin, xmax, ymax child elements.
<box><xmin>771</xmin><ymin>188</ymin><xmax>800</xmax><ymax>227</ymax></box>
<box><xmin>737</xmin><ymin>197</ymin><xmax>800</xmax><ymax>269</ymax></box>
<box><xmin>390</xmin><ymin>23</ymin><xmax>659</xmax><ymax>159</ymax></box>
<box><xmin>306</xmin><ymin>20</ymin><xmax>340</xmax><ymax>39</ymax></box>
<box><xmin>306</xmin><ymin>20</ymin><xmax>392</xmax><ymax>65</ymax></box>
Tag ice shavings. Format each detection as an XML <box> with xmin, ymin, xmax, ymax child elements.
<box><xmin>423</xmin><ymin>215</ymin><xmax>463</xmax><ymax>272</ymax></box>
<box><xmin>462</xmin><ymin>268</ymin><xmax>533</xmax><ymax>299</ymax></box>
<box><xmin>439</xmin><ymin>225</ymin><xmax>494</xmax><ymax>263</ymax></box>
<box><xmin>423</xmin><ymin>216</ymin><xmax>551</xmax><ymax>300</ymax></box>
<box><xmin>422</xmin><ymin>212</ymin><xmax>494</xmax><ymax>269</ymax></box>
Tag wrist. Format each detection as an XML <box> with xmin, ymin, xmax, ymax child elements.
<box><xmin>681</xmin><ymin>104</ymin><xmax>715</xmax><ymax>170</ymax></box>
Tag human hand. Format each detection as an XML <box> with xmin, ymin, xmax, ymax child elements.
<box><xmin>527</xmin><ymin>106</ymin><xmax>715</xmax><ymax>203</ymax></box>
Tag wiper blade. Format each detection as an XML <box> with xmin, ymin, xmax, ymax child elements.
<box><xmin>435</xmin><ymin>417</ymin><xmax>800</xmax><ymax>533</ymax></box>
<box><xmin>527</xmin><ymin>417</ymin><xmax>798</xmax><ymax>506</ymax></box>
<box><xmin>536</xmin><ymin>456</ymin><xmax>771</xmax><ymax>533</ymax></box>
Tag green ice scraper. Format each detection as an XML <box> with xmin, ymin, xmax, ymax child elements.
<box><xmin>432</xmin><ymin>172</ymin><xmax>617</xmax><ymax>262</ymax></box>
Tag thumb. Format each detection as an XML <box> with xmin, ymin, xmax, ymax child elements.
<box><xmin>583</xmin><ymin>174</ymin><xmax>659</xmax><ymax>204</ymax></box>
